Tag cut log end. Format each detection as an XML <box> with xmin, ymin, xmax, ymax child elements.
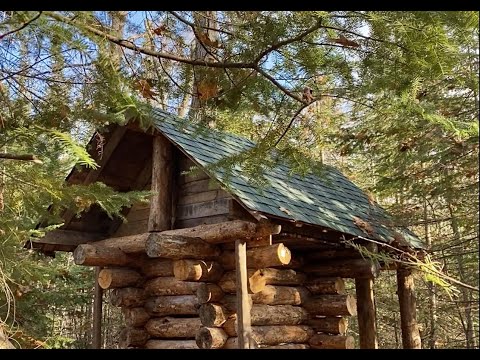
<box><xmin>196</xmin><ymin>327</ymin><xmax>228</xmax><ymax>349</ymax></box>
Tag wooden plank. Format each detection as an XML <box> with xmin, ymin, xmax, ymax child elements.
<box><xmin>355</xmin><ymin>278</ymin><xmax>378</xmax><ymax>349</ymax></box>
<box><xmin>175</xmin><ymin>215</ymin><xmax>231</xmax><ymax>229</ymax></box>
<box><xmin>92</xmin><ymin>267</ymin><xmax>103</xmax><ymax>349</ymax></box>
<box><xmin>397</xmin><ymin>266</ymin><xmax>421</xmax><ymax>349</ymax></box>
<box><xmin>148</xmin><ymin>134</ymin><xmax>173</xmax><ymax>231</ymax></box>
<box><xmin>28</xmin><ymin>230</ymin><xmax>105</xmax><ymax>247</ymax></box>
<box><xmin>176</xmin><ymin>198</ymin><xmax>231</xmax><ymax>221</ymax></box>
<box><xmin>177</xmin><ymin>189</ymin><xmax>231</xmax><ymax>206</ymax></box>
<box><xmin>180</xmin><ymin>179</ymin><xmax>220</xmax><ymax>195</ymax></box>
<box><xmin>235</xmin><ymin>240</ymin><xmax>253</xmax><ymax>349</ymax></box>
<box><xmin>179</xmin><ymin>168</ymin><xmax>210</xmax><ymax>185</ymax></box>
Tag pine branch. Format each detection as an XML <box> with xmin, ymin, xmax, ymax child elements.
<box><xmin>0</xmin><ymin>11</ymin><xmax>42</xmax><ymax>40</ymax></box>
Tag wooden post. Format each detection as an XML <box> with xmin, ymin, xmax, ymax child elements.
<box><xmin>235</xmin><ymin>240</ymin><xmax>253</xmax><ymax>349</ymax></box>
<box><xmin>397</xmin><ymin>266</ymin><xmax>421</xmax><ymax>349</ymax></box>
<box><xmin>355</xmin><ymin>278</ymin><xmax>378</xmax><ymax>349</ymax></box>
<box><xmin>92</xmin><ymin>266</ymin><xmax>103</xmax><ymax>349</ymax></box>
<box><xmin>148</xmin><ymin>134</ymin><xmax>173</xmax><ymax>232</ymax></box>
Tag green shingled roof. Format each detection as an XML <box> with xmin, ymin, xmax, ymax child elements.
<box><xmin>151</xmin><ymin>108</ymin><xmax>424</xmax><ymax>249</ymax></box>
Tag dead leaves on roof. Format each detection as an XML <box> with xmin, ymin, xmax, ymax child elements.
<box><xmin>353</xmin><ymin>216</ymin><xmax>375</xmax><ymax>237</ymax></box>
<box><xmin>279</xmin><ymin>206</ymin><xmax>292</xmax><ymax>216</ymax></box>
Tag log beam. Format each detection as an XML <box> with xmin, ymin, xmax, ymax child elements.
<box><xmin>145</xmin><ymin>339</ymin><xmax>198</xmax><ymax>349</ymax></box>
<box><xmin>173</xmin><ymin>259</ymin><xmax>223</xmax><ymax>282</ymax></box>
<box><xmin>145</xmin><ymin>295</ymin><xmax>198</xmax><ymax>316</ymax></box>
<box><xmin>148</xmin><ymin>134</ymin><xmax>173</xmax><ymax>232</ymax></box>
<box><xmin>145</xmin><ymin>317</ymin><xmax>202</xmax><ymax>338</ymax></box>
<box><xmin>98</xmin><ymin>268</ymin><xmax>142</xmax><ymax>289</ymax></box>
<box><xmin>397</xmin><ymin>266</ymin><xmax>421</xmax><ymax>349</ymax></box>
<box><xmin>355</xmin><ymin>278</ymin><xmax>378</xmax><ymax>349</ymax></box>
<box><xmin>309</xmin><ymin>334</ymin><xmax>355</xmax><ymax>349</ymax></box>
<box><xmin>219</xmin><ymin>243</ymin><xmax>292</xmax><ymax>270</ymax></box>
<box><xmin>146</xmin><ymin>234</ymin><xmax>220</xmax><ymax>259</ymax></box>
<box><xmin>73</xmin><ymin>244</ymin><xmax>130</xmax><ymax>267</ymax></box>
<box><xmin>303</xmin><ymin>294</ymin><xmax>357</xmax><ymax>317</ymax></box>
<box><xmin>144</xmin><ymin>276</ymin><xmax>200</xmax><ymax>296</ymax></box>
<box><xmin>304</xmin><ymin>258</ymin><xmax>380</xmax><ymax>279</ymax></box>
<box><xmin>305</xmin><ymin>277</ymin><xmax>345</xmax><ymax>295</ymax></box>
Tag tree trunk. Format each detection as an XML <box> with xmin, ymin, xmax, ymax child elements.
<box><xmin>196</xmin><ymin>327</ymin><xmax>229</xmax><ymax>349</ymax></box>
<box><xmin>396</xmin><ymin>266</ymin><xmax>421</xmax><ymax>349</ymax></box>
<box><xmin>355</xmin><ymin>278</ymin><xmax>378</xmax><ymax>349</ymax></box>
<box><xmin>98</xmin><ymin>268</ymin><xmax>142</xmax><ymax>289</ymax></box>
<box><xmin>145</xmin><ymin>295</ymin><xmax>198</xmax><ymax>316</ymax></box>
<box><xmin>110</xmin><ymin>287</ymin><xmax>146</xmax><ymax>308</ymax></box>
<box><xmin>309</xmin><ymin>334</ymin><xmax>355</xmax><ymax>349</ymax></box>
<box><xmin>305</xmin><ymin>277</ymin><xmax>346</xmax><ymax>295</ymax></box>
<box><xmin>145</xmin><ymin>317</ymin><xmax>202</xmax><ymax>338</ymax></box>
<box><xmin>173</xmin><ymin>259</ymin><xmax>223</xmax><ymax>282</ymax></box>
<box><xmin>74</xmin><ymin>244</ymin><xmax>130</xmax><ymax>267</ymax></box>
<box><xmin>303</xmin><ymin>294</ymin><xmax>357</xmax><ymax>317</ymax></box>
<box><xmin>219</xmin><ymin>243</ymin><xmax>291</xmax><ymax>270</ymax></box>
<box><xmin>308</xmin><ymin>317</ymin><xmax>348</xmax><ymax>335</ymax></box>
<box><xmin>145</xmin><ymin>339</ymin><xmax>198</xmax><ymax>349</ymax></box>
<box><xmin>144</xmin><ymin>276</ymin><xmax>200</xmax><ymax>296</ymax></box>
<box><xmin>146</xmin><ymin>233</ymin><xmax>220</xmax><ymax>259</ymax></box>
<box><xmin>251</xmin><ymin>285</ymin><xmax>310</xmax><ymax>305</ymax></box>
<box><xmin>141</xmin><ymin>258</ymin><xmax>174</xmax><ymax>278</ymax></box>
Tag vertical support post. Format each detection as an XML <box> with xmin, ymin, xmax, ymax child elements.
<box><xmin>148</xmin><ymin>134</ymin><xmax>173</xmax><ymax>232</ymax></box>
<box><xmin>355</xmin><ymin>278</ymin><xmax>378</xmax><ymax>349</ymax></box>
<box><xmin>397</xmin><ymin>265</ymin><xmax>421</xmax><ymax>349</ymax></box>
<box><xmin>235</xmin><ymin>240</ymin><xmax>252</xmax><ymax>349</ymax></box>
<box><xmin>92</xmin><ymin>266</ymin><xmax>103</xmax><ymax>349</ymax></box>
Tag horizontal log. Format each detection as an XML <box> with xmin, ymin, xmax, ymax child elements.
<box><xmin>198</xmin><ymin>296</ymin><xmax>252</xmax><ymax>327</ymax></box>
<box><xmin>222</xmin><ymin>337</ymin><xmax>258</xmax><ymax>349</ymax></box>
<box><xmin>218</xmin><ymin>243</ymin><xmax>291</xmax><ymax>270</ymax></box>
<box><xmin>145</xmin><ymin>340</ymin><xmax>198</xmax><ymax>349</ymax></box>
<box><xmin>29</xmin><ymin>229</ymin><xmax>105</xmax><ymax>247</ymax></box>
<box><xmin>119</xmin><ymin>327</ymin><xmax>149</xmax><ymax>347</ymax></box>
<box><xmin>224</xmin><ymin>325</ymin><xmax>313</xmax><ymax>346</ymax></box>
<box><xmin>110</xmin><ymin>288</ymin><xmax>146</xmax><ymax>308</ymax></box>
<box><xmin>196</xmin><ymin>327</ymin><xmax>229</xmax><ymax>349</ymax></box>
<box><xmin>122</xmin><ymin>307</ymin><xmax>150</xmax><ymax>327</ymax></box>
<box><xmin>249</xmin><ymin>268</ymin><xmax>307</xmax><ymax>293</ymax></box>
<box><xmin>218</xmin><ymin>270</ymin><xmax>256</xmax><ymax>294</ymax></box>
<box><xmin>251</xmin><ymin>304</ymin><xmax>309</xmax><ymax>326</ymax></box>
<box><xmin>73</xmin><ymin>244</ymin><xmax>130</xmax><ymax>267</ymax></box>
<box><xmin>146</xmin><ymin>234</ymin><xmax>220</xmax><ymax>259</ymax></box>
<box><xmin>305</xmin><ymin>277</ymin><xmax>346</xmax><ymax>295</ymax></box>
<box><xmin>261</xmin><ymin>344</ymin><xmax>310</xmax><ymax>349</ymax></box>
<box><xmin>308</xmin><ymin>317</ymin><xmax>348</xmax><ymax>335</ymax></box>
<box><xmin>221</xmin><ymin>236</ymin><xmax>272</xmax><ymax>250</ymax></box>
<box><xmin>251</xmin><ymin>285</ymin><xmax>310</xmax><ymax>305</ymax></box>
<box><xmin>173</xmin><ymin>259</ymin><xmax>223</xmax><ymax>282</ymax></box>
<box><xmin>145</xmin><ymin>295</ymin><xmax>198</xmax><ymax>316</ymax></box>
<box><xmin>98</xmin><ymin>268</ymin><xmax>142</xmax><ymax>289</ymax></box>
<box><xmin>161</xmin><ymin>219</ymin><xmax>281</xmax><ymax>244</ymax></box>
<box><xmin>306</xmin><ymin>248</ymin><xmax>362</xmax><ymax>261</ymax></box>
<box><xmin>303</xmin><ymin>295</ymin><xmax>357</xmax><ymax>317</ymax></box>
<box><xmin>145</xmin><ymin>317</ymin><xmax>202</xmax><ymax>338</ymax></box>
<box><xmin>309</xmin><ymin>334</ymin><xmax>355</xmax><ymax>349</ymax></box>
<box><xmin>304</xmin><ymin>259</ymin><xmax>380</xmax><ymax>279</ymax></box>
<box><xmin>93</xmin><ymin>233</ymin><xmax>150</xmax><ymax>253</ymax></box>
<box><xmin>141</xmin><ymin>258</ymin><xmax>173</xmax><ymax>278</ymax></box>
<box><xmin>144</xmin><ymin>276</ymin><xmax>200</xmax><ymax>296</ymax></box>
<box><xmin>196</xmin><ymin>283</ymin><xmax>225</xmax><ymax>304</ymax></box>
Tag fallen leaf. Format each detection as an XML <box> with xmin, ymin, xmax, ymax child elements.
<box><xmin>279</xmin><ymin>206</ymin><xmax>292</xmax><ymax>216</ymax></box>
<box><xmin>353</xmin><ymin>216</ymin><xmax>375</xmax><ymax>236</ymax></box>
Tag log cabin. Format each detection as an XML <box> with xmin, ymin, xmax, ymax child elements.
<box><xmin>26</xmin><ymin>108</ymin><xmax>425</xmax><ymax>349</ymax></box>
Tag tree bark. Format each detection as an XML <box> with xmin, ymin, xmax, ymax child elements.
<box><xmin>145</xmin><ymin>339</ymin><xmax>198</xmax><ymax>349</ymax></box>
<box><xmin>355</xmin><ymin>278</ymin><xmax>378</xmax><ymax>348</ymax></box>
<box><xmin>219</xmin><ymin>243</ymin><xmax>292</xmax><ymax>270</ymax></box>
<box><xmin>196</xmin><ymin>282</ymin><xmax>225</xmax><ymax>304</ymax></box>
<box><xmin>308</xmin><ymin>317</ymin><xmax>348</xmax><ymax>335</ymax></box>
<box><xmin>251</xmin><ymin>285</ymin><xmax>310</xmax><ymax>305</ymax></box>
<box><xmin>119</xmin><ymin>327</ymin><xmax>149</xmax><ymax>348</ymax></box>
<box><xmin>396</xmin><ymin>266</ymin><xmax>421</xmax><ymax>349</ymax></box>
<box><xmin>146</xmin><ymin>233</ymin><xmax>220</xmax><ymax>259</ymax></box>
<box><xmin>145</xmin><ymin>276</ymin><xmax>200</xmax><ymax>296</ymax></box>
<box><xmin>251</xmin><ymin>325</ymin><xmax>314</xmax><ymax>345</ymax></box>
<box><xmin>304</xmin><ymin>258</ymin><xmax>380</xmax><ymax>279</ymax></box>
<box><xmin>145</xmin><ymin>317</ymin><xmax>202</xmax><ymax>338</ymax></box>
<box><xmin>309</xmin><ymin>334</ymin><xmax>355</xmax><ymax>349</ymax></box>
<box><xmin>148</xmin><ymin>134</ymin><xmax>173</xmax><ymax>232</ymax></box>
<box><xmin>141</xmin><ymin>258</ymin><xmax>174</xmax><ymax>278</ymax></box>
<box><xmin>122</xmin><ymin>307</ymin><xmax>150</xmax><ymax>327</ymax></box>
<box><xmin>249</xmin><ymin>268</ymin><xmax>307</xmax><ymax>293</ymax></box>
<box><xmin>303</xmin><ymin>294</ymin><xmax>357</xmax><ymax>317</ymax></box>
<box><xmin>98</xmin><ymin>268</ymin><xmax>142</xmax><ymax>289</ymax></box>
<box><xmin>110</xmin><ymin>287</ymin><xmax>146</xmax><ymax>308</ymax></box>
<box><xmin>196</xmin><ymin>327</ymin><xmax>229</xmax><ymax>349</ymax></box>
<box><xmin>145</xmin><ymin>295</ymin><xmax>198</xmax><ymax>316</ymax></box>
<box><xmin>305</xmin><ymin>277</ymin><xmax>345</xmax><ymax>295</ymax></box>
<box><xmin>92</xmin><ymin>267</ymin><xmax>103</xmax><ymax>349</ymax></box>
<box><xmin>218</xmin><ymin>270</ymin><xmax>257</xmax><ymax>293</ymax></box>
<box><xmin>74</xmin><ymin>244</ymin><xmax>130</xmax><ymax>266</ymax></box>
<box><xmin>173</xmin><ymin>259</ymin><xmax>223</xmax><ymax>282</ymax></box>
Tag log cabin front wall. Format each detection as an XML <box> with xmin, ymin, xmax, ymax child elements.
<box><xmin>27</xmin><ymin>122</ymin><xmax>422</xmax><ymax>350</ymax></box>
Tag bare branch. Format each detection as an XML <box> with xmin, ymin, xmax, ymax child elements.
<box><xmin>0</xmin><ymin>153</ymin><xmax>43</xmax><ymax>164</ymax></box>
<box><xmin>273</xmin><ymin>103</ymin><xmax>311</xmax><ymax>147</ymax></box>
<box><xmin>0</xmin><ymin>11</ymin><xmax>42</xmax><ymax>40</ymax></box>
